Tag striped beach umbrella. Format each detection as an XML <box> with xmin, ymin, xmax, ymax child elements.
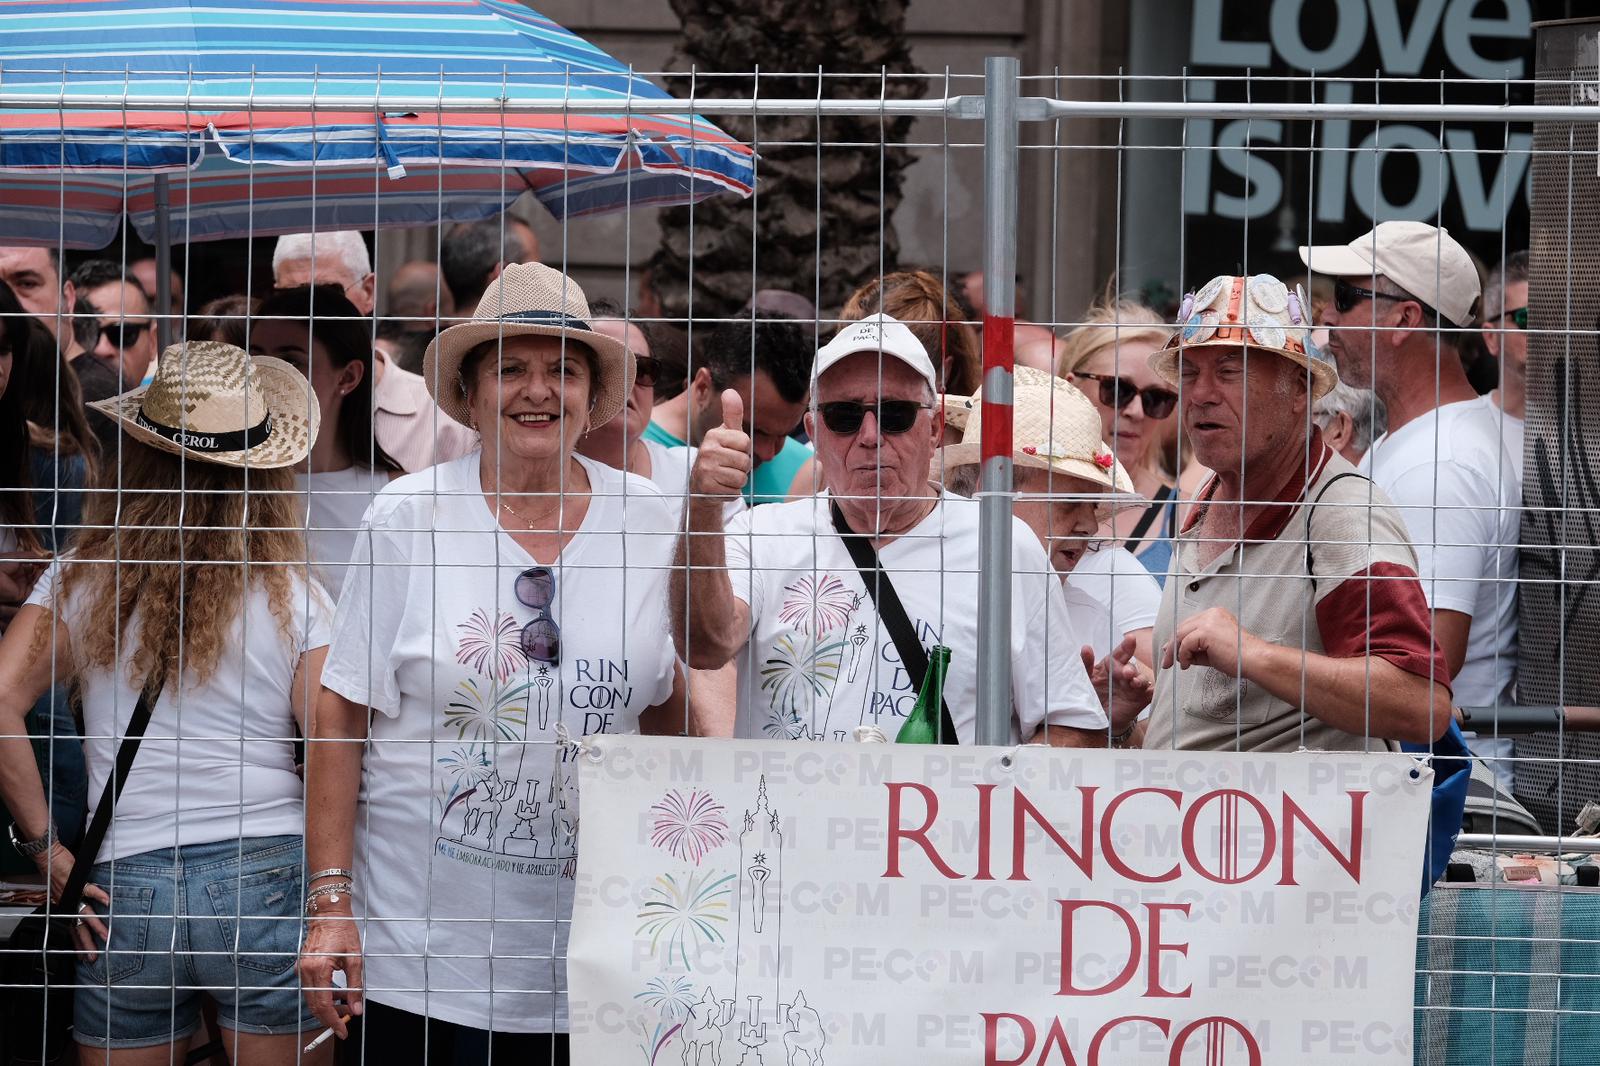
<box><xmin>0</xmin><ymin>0</ymin><xmax>755</xmax><ymax>248</ymax></box>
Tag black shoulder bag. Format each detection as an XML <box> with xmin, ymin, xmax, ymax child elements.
<box><xmin>3</xmin><ymin>678</ymin><xmax>163</xmax><ymax>1066</ymax></box>
<box><xmin>830</xmin><ymin>501</ymin><xmax>959</xmax><ymax>743</ymax></box>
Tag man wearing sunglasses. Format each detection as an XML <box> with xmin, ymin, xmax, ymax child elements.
<box><xmin>1303</xmin><ymin>222</ymin><xmax>1520</xmax><ymax>787</ymax></box>
<box><xmin>1481</xmin><ymin>251</ymin><xmax>1529</xmax><ymax>478</ymax></box>
<box><xmin>673</xmin><ymin>313</ymin><xmax>1106</xmax><ymax>746</ymax></box>
<box><xmin>72</xmin><ymin>258</ymin><xmax>158</xmax><ymax>392</ymax></box>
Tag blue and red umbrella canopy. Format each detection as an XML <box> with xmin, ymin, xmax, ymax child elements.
<box><xmin>0</xmin><ymin>0</ymin><xmax>754</xmax><ymax>247</ymax></box>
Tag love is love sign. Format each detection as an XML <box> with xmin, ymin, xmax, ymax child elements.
<box><xmin>569</xmin><ymin>737</ymin><xmax>1431</xmax><ymax>1065</ymax></box>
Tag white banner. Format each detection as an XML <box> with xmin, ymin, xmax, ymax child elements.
<box><xmin>569</xmin><ymin>737</ymin><xmax>1432</xmax><ymax>1065</ymax></box>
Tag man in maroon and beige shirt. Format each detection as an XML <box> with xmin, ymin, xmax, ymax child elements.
<box><xmin>1127</xmin><ymin>273</ymin><xmax>1453</xmax><ymax>752</ymax></box>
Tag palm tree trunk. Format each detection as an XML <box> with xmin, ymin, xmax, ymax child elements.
<box><xmin>650</xmin><ymin>0</ymin><xmax>922</xmax><ymax>322</ymax></box>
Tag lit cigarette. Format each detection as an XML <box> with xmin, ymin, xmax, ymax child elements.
<box><xmin>304</xmin><ymin>1015</ymin><xmax>351</xmax><ymax>1053</ymax></box>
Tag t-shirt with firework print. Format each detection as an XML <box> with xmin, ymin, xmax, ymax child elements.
<box><xmin>319</xmin><ymin>451</ymin><xmax>678</xmax><ymax>1033</ymax></box>
<box><xmin>719</xmin><ymin>490</ymin><xmax>1107</xmax><ymax>744</ymax></box>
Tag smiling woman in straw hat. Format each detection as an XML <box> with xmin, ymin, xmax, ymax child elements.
<box><xmin>0</xmin><ymin>340</ymin><xmax>338</xmax><ymax>1061</ymax></box>
<box><xmin>299</xmin><ymin>262</ymin><xmax>685</xmax><ymax>1063</ymax></box>
<box><xmin>940</xmin><ymin>365</ymin><xmax>1161</xmax><ymax>736</ymax></box>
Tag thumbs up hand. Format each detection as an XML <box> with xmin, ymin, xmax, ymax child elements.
<box><xmin>690</xmin><ymin>388</ymin><xmax>753</xmax><ymax>500</ymax></box>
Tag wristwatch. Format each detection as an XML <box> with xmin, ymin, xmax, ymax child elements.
<box><xmin>7</xmin><ymin>820</ymin><xmax>57</xmax><ymax>859</ymax></box>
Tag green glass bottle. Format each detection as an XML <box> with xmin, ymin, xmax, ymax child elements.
<box><xmin>896</xmin><ymin>645</ymin><xmax>952</xmax><ymax>744</ymax></box>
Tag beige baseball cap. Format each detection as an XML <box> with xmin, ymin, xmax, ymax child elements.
<box><xmin>1298</xmin><ymin>220</ymin><xmax>1481</xmax><ymax>328</ymax></box>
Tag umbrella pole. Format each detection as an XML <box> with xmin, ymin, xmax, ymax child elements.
<box><xmin>154</xmin><ymin>174</ymin><xmax>173</xmax><ymax>351</ymax></box>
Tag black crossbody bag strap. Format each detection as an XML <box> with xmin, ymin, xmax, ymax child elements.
<box><xmin>830</xmin><ymin>501</ymin><xmax>959</xmax><ymax>744</ymax></box>
<box><xmin>57</xmin><ymin>677</ymin><xmax>164</xmax><ymax>913</ymax></box>
<box><xmin>1304</xmin><ymin>472</ymin><xmax>1369</xmax><ymax>595</ymax></box>
<box><xmin>1122</xmin><ymin>483</ymin><xmax>1175</xmax><ymax>555</ymax></box>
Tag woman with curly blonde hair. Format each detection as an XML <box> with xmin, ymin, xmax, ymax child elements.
<box><xmin>0</xmin><ymin>340</ymin><xmax>334</xmax><ymax>1063</ymax></box>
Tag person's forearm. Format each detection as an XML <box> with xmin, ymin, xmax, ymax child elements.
<box><xmin>1032</xmin><ymin>724</ymin><xmax>1106</xmax><ymax>748</ymax></box>
<box><xmin>0</xmin><ymin>732</ymin><xmax>53</xmax><ymax>840</ymax></box>
<box><xmin>671</xmin><ymin>499</ymin><xmax>743</xmax><ymax>669</ymax></box>
<box><xmin>0</xmin><ymin>607</ymin><xmax>69</xmax><ymax>840</ymax></box>
<box><xmin>304</xmin><ymin>690</ymin><xmax>368</xmax><ymax>884</ymax></box>
<box><xmin>687</xmin><ymin>665</ymin><xmax>738</xmax><ymax>738</ymax></box>
<box><xmin>1244</xmin><ymin>642</ymin><xmax>1449</xmax><ymax>744</ymax></box>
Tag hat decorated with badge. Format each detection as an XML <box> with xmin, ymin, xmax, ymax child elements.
<box><xmin>1149</xmin><ymin>273</ymin><xmax>1339</xmax><ymax>401</ymax></box>
<box><xmin>89</xmin><ymin>341</ymin><xmax>316</xmax><ymax>469</ymax></box>
<box><xmin>939</xmin><ymin>366</ymin><xmax>1141</xmax><ymax>509</ymax></box>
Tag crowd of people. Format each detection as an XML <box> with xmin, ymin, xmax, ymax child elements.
<box><xmin>0</xmin><ymin>217</ymin><xmax>1532</xmax><ymax>1062</ymax></box>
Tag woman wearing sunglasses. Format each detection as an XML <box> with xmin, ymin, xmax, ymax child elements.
<box><xmin>298</xmin><ymin>263</ymin><xmax>686</xmax><ymax>1064</ymax></box>
<box><xmin>1058</xmin><ymin>298</ymin><xmax>1186</xmax><ymax>586</ymax></box>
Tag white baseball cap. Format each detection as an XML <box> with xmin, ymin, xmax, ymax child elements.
<box><xmin>813</xmin><ymin>312</ymin><xmax>938</xmax><ymax>388</ymax></box>
<box><xmin>1298</xmin><ymin>220</ymin><xmax>1481</xmax><ymax>328</ymax></box>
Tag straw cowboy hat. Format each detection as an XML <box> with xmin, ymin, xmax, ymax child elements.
<box><xmin>1149</xmin><ymin>273</ymin><xmax>1340</xmax><ymax>401</ymax></box>
<box><xmin>940</xmin><ymin>365</ymin><xmax>1141</xmax><ymax>506</ymax></box>
<box><xmin>424</xmin><ymin>261</ymin><xmax>633</xmax><ymax>431</ymax></box>
<box><xmin>89</xmin><ymin>341</ymin><xmax>316</xmax><ymax>469</ymax></box>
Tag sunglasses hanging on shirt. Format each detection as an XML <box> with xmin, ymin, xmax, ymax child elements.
<box><xmin>515</xmin><ymin>565</ymin><xmax>560</xmax><ymax>666</ymax></box>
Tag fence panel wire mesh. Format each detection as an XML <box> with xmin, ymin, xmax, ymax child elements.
<box><xmin>0</xmin><ymin>57</ymin><xmax>1596</xmax><ymax>1065</ymax></box>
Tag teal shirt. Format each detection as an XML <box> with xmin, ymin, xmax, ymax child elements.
<box><xmin>641</xmin><ymin>420</ymin><xmax>685</xmax><ymax>449</ymax></box>
<box><xmin>642</xmin><ymin>420</ymin><xmax>811</xmax><ymax>505</ymax></box>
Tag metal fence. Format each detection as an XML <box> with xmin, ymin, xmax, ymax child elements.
<box><xmin>1</xmin><ymin>49</ymin><xmax>1598</xmax><ymax>1065</ymax></box>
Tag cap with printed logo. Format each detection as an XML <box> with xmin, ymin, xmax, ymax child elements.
<box><xmin>813</xmin><ymin>312</ymin><xmax>938</xmax><ymax>389</ymax></box>
<box><xmin>1297</xmin><ymin>220</ymin><xmax>1481</xmax><ymax>328</ymax></box>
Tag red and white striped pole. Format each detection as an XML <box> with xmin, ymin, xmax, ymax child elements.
<box><xmin>975</xmin><ymin>55</ymin><xmax>1019</xmax><ymax>746</ymax></box>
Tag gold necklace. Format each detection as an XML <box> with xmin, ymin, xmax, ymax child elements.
<box><xmin>495</xmin><ymin>493</ymin><xmax>565</xmax><ymax>530</ymax></box>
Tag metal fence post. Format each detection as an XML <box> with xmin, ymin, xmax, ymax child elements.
<box><xmin>976</xmin><ymin>55</ymin><xmax>1019</xmax><ymax>746</ymax></box>
<box><xmin>153</xmin><ymin>173</ymin><xmax>173</xmax><ymax>351</ymax></box>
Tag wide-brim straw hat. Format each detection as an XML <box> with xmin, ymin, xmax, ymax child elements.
<box><xmin>88</xmin><ymin>341</ymin><xmax>316</xmax><ymax>469</ymax></box>
<box><xmin>423</xmin><ymin>261</ymin><xmax>633</xmax><ymax>431</ymax></box>
<box><xmin>939</xmin><ymin>365</ymin><xmax>1141</xmax><ymax>509</ymax></box>
<box><xmin>1149</xmin><ymin>273</ymin><xmax>1340</xmax><ymax>401</ymax></box>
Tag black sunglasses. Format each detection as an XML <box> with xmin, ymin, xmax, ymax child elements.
<box><xmin>1073</xmin><ymin>372</ymin><xmax>1178</xmax><ymax>420</ymax></box>
<box><xmin>98</xmin><ymin>321</ymin><xmax>152</xmax><ymax>350</ymax></box>
<box><xmin>633</xmin><ymin>354</ymin><xmax>659</xmax><ymax>389</ymax></box>
<box><xmin>1504</xmin><ymin>307</ymin><xmax>1528</xmax><ymax>330</ymax></box>
<box><xmin>817</xmin><ymin>400</ymin><xmax>930</xmax><ymax>435</ymax></box>
<box><xmin>515</xmin><ymin>566</ymin><xmax>560</xmax><ymax>666</ymax></box>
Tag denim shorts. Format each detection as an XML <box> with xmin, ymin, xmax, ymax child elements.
<box><xmin>74</xmin><ymin>834</ymin><xmax>320</xmax><ymax>1048</ymax></box>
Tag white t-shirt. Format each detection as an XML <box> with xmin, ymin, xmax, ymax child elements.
<box><xmin>1067</xmin><ymin>545</ymin><xmax>1163</xmax><ymax>658</ymax></box>
<box><xmin>27</xmin><ymin>564</ymin><xmax>330</xmax><ymax>864</ymax></box>
<box><xmin>1486</xmin><ymin>396</ymin><xmax>1525</xmax><ymax>481</ymax></box>
<box><xmin>722</xmin><ymin>491</ymin><xmax>1106</xmax><ymax>743</ymax></box>
<box><xmin>1359</xmin><ymin>397</ymin><xmax>1520</xmax><ymax>707</ymax></box>
<box><xmin>644</xmin><ymin>439</ymin><xmax>745</xmax><ymax>527</ymax></box>
<box><xmin>295</xmin><ymin>465</ymin><xmax>393</xmax><ymax>595</ymax></box>
<box><xmin>319</xmin><ymin>452</ymin><xmax>677</xmax><ymax>1033</ymax></box>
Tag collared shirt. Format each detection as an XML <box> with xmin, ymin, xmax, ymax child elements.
<box><xmin>1145</xmin><ymin>435</ymin><xmax>1449</xmax><ymax>753</ymax></box>
<box><xmin>372</xmin><ymin>351</ymin><xmax>478</xmax><ymax>472</ymax></box>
